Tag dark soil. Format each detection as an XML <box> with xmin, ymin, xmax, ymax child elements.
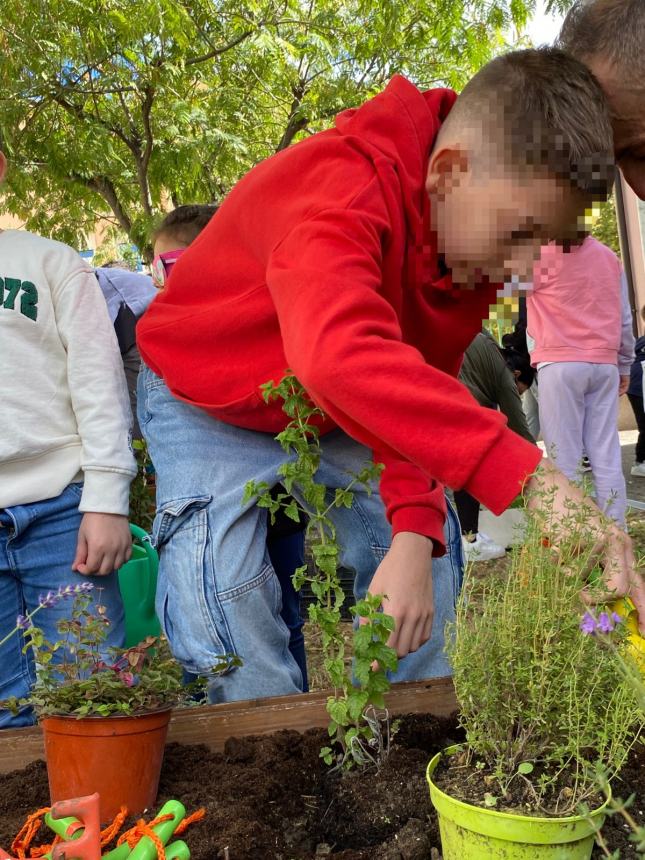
<box><xmin>432</xmin><ymin>748</ymin><xmax>607</xmax><ymax>816</ymax></box>
<box><xmin>0</xmin><ymin>716</ymin><xmax>642</xmax><ymax>859</ymax></box>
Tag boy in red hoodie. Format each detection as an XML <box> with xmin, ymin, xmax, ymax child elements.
<box><xmin>138</xmin><ymin>49</ymin><xmax>643</xmax><ymax>703</ymax></box>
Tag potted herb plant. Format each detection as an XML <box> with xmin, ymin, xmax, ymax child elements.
<box><xmin>426</xmin><ymin>496</ymin><xmax>643</xmax><ymax>859</ymax></box>
<box><xmin>1</xmin><ymin>584</ymin><xmax>206</xmax><ymax>822</ymax></box>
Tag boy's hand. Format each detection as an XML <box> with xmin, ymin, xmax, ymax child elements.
<box><xmin>619</xmin><ymin>375</ymin><xmax>629</xmax><ymax>396</ymax></box>
<box><xmin>72</xmin><ymin>513</ymin><xmax>132</xmax><ymax>576</ymax></box>
<box><xmin>366</xmin><ymin>531</ymin><xmax>434</xmax><ymax>658</ymax></box>
<box><xmin>525</xmin><ymin>460</ymin><xmax>645</xmax><ymax>635</ymax></box>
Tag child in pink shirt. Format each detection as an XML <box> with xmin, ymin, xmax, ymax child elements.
<box><xmin>527</xmin><ymin>236</ymin><xmax>634</xmax><ymax>525</ymax></box>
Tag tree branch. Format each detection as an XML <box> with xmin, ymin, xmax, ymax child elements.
<box><xmin>276</xmin><ymin>80</ymin><xmax>308</xmax><ymax>152</ymax></box>
<box><xmin>137</xmin><ymin>84</ymin><xmax>155</xmax><ymax>217</ymax></box>
<box><xmin>67</xmin><ymin>172</ymin><xmax>133</xmax><ymax>238</ymax></box>
<box><xmin>186</xmin><ymin>28</ymin><xmax>255</xmax><ymax>66</ymax></box>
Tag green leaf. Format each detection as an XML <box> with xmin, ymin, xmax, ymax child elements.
<box><xmin>518</xmin><ymin>762</ymin><xmax>534</xmax><ymax>775</ymax></box>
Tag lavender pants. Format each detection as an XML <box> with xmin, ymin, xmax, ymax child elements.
<box><xmin>538</xmin><ymin>362</ymin><xmax>626</xmax><ymax>526</ymax></box>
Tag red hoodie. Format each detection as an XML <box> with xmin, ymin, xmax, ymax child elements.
<box><xmin>138</xmin><ymin>76</ymin><xmax>541</xmax><ymax>554</ymax></box>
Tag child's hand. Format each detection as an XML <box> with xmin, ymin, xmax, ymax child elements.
<box><xmin>366</xmin><ymin>532</ymin><xmax>434</xmax><ymax>658</ymax></box>
<box><xmin>619</xmin><ymin>375</ymin><xmax>629</xmax><ymax>396</ymax></box>
<box><xmin>72</xmin><ymin>513</ymin><xmax>132</xmax><ymax>576</ymax></box>
<box><xmin>526</xmin><ymin>460</ymin><xmax>645</xmax><ymax>635</ymax></box>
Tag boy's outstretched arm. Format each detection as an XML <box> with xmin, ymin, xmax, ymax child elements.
<box><xmin>267</xmin><ymin>201</ymin><xmax>643</xmax><ymax>648</ymax></box>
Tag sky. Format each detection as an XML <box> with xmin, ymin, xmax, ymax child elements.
<box><xmin>524</xmin><ymin>1</ymin><xmax>566</xmax><ymax>45</ymax></box>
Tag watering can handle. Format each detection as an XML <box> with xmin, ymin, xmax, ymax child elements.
<box><xmin>130</xmin><ymin>523</ymin><xmax>158</xmax><ymax>575</ymax></box>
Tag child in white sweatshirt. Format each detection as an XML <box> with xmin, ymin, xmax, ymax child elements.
<box><xmin>0</xmin><ymin>152</ymin><xmax>136</xmax><ymax>728</ymax></box>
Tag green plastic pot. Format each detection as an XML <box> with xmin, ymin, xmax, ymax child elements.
<box><xmin>118</xmin><ymin>523</ymin><xmax>161</xmax><ymax>647</ymax></box>
<box><xmin>427</xmin><ymin>747</ymin><xmax>609</xmax><ymax>860</ymax></box>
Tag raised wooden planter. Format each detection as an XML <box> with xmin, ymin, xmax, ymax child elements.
<box><xmin>0</xmin><ymin>677</ymin><xmax>456</xmax><ymax>775</ymax></box>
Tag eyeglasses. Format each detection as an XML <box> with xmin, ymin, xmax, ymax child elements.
<box><xmin>151</xmin><ymin>249</ymin><xmax>185</xmax><ymax>289</ymax></box>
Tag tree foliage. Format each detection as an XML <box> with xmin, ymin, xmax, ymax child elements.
<box><xmin>591</xmin><ymin>195</ymin><xmax>621</xmax><ymax>259</ymax></box>
<box><xmin>0</xmin><ymin>0</ymin><xmax>572</xmax><ymax>256</ymax></box>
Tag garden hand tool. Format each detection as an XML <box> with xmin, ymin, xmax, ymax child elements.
<box><xmin>50</xmin><ymin>793</ymin><xmax>102</xmax><ymax>860</ymax></box>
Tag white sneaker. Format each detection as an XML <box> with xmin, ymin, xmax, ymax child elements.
<box><xmin>631</xmin><ymin>462</ymin><xmax>645</xmax><ymax>478</ymax></box>
<box><xmin>462</xmin><ymin>533</ymin><xmax>506</xmax><ymax>562</ymax></box>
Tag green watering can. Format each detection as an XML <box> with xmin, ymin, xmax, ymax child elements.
<box><xmin>118</xmin><ymin>524</ymin><xmax>161</xmax><ymax>647</ymax></box>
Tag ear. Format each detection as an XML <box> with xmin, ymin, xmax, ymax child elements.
<box><xmin>513</xmin><ymin>369</ymin><xmax>522</xmax><ymax>380</ymax></box>
<box><xmin>425</xmin><ymin>145</ymin><xmax>470</xmax><ymax>196</ymax></box>
<box><xmin>0</xmin><ymin>152</ymin><xmax>6</xmax><ymax>184</ymax></box>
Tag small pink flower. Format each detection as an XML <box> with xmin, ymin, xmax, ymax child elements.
<box><xmin>120</xmin><ymin>671</ymin><xmax>135</xmax><ymax>687</ymax></box>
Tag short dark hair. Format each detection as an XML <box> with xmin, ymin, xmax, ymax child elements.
<box><xmin>558</xmin><ymin>0</ymin><xmax>645</xmax><ymax>84</ymax></box>
<box><xmin>501</xmin><ymin>345</ymin><xmax>536</xmax><ymax>388</ymax></box>
<box><xmin>448</xmin><ymin>48</ymin><xmax>614</xmax><ymax>201</ymax></box>
<box><xmin>154</xmin><ymin>204</ymin><xmax>218</xmax><ymax>246</ymax></box>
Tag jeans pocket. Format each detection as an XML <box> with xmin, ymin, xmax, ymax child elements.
<box><xmin>152</xmin><ymin>495</ymin><xmax>236</xmax><ymax>675</ymax></box>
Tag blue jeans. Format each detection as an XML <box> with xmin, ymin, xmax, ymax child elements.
<box><xmin>138</xmin><ymin>366</ymin><xmax>463</xmax><ymax>704</ymax></box>
<box><xmin>0</xmin><ymin>484</ymin><xmax>125</xmax><ymax>728</ymax></box>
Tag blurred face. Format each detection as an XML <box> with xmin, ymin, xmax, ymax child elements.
<box><xmin>151</xmin><ymin>232</ymin><xmax>187</xmax><ymax>289</ymax></box>
<box><xmin>588</xmin><ymin>59</ymin><xmax>645</xmax><ymax>199</ymax></box>
<box><xmin>426</xmin><ymin>146</ymin><xmax>586</xmax><ymax>287</ymax></box>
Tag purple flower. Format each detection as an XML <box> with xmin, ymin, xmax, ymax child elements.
<box><xmin>37</xmin><ymin>582</ymin><xmax>93</xmax><ymax>609</ymax></box>
<box><xmin>597</xmin><ymin>612</ymin><xmax>615</xmax><ymax>634</ymax></box>
<box><xmin>38</xmin><ymin>591</ymin><xmax>58</xmax><ymax>609</ymax></box>
<box><xmin>580</xmin><ymin>612</ymin><xmax>597</xmax><ymax>635</ymax></box>
<box><xmin>611</xmin><ymin>612</ymin><xmax>623</xmax><ymax>626</ymax></box>
<box><xmin>16</xmin><ymin>614</ymin><xmax>29</xmax><ymax>630</ymax></box>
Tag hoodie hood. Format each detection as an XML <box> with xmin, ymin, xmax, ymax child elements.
<box><xmin>335</xmin><ymin>76</ymin><xmax>456</xmax><ymax>257</ymax></box>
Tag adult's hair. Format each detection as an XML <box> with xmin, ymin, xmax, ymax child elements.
<box><xmin>154</xmin><ymin>204</ymin><xmax>218</xmax><ymax>246</ymax></box>
<box><xmin>500</xmin><ymin>345</ymin><xmax>536</xmax><ymax>388</ymax></box>
<box><xmin>447</xmin><ymin>47</ymin><xmax>614</xmax><ymax>201</ymax></box>
<box><xmin>558</xmin><ymin>0</ymin><xmax>645</xmax><ymax>84</ymax></box>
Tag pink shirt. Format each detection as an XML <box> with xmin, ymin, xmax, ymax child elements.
<box><xmin>527</xmin><ymin>237</ymin><xmax>633</xmax><ymax>373</ymax></box>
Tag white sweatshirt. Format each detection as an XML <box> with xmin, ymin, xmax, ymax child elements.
<box><xmin>0</xmin><ymin>230</ymin><xmax>136</xmax><ymax>513</ymax></box>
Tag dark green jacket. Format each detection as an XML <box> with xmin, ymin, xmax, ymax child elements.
<box><xmin>459</xmin><ymin>332</ymin><xmax>534</xmax><ymax>443</ymax></box>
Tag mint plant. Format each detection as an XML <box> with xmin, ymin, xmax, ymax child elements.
<box><xmin>449</xmin><ymin>492</ymin><xmax>642</xmax><ymax>815</ymax></box>
<box><xmin>244</xmin><ymin>375</ymin><xmax>398</xmax><ymax>768</ymax></box>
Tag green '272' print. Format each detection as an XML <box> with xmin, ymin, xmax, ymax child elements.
<box><xmin>0</xmin><ymin>277</ymin><xmax>38</xmax><ymax>321</ymax></box>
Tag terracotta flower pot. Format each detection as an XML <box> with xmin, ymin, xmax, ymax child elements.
<box><xmin>41</xmin><ymin>709</ymin><xmax>171</xmax><ymax>822</ymax></box>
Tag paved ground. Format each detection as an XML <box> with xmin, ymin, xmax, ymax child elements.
<box><xmin>480</xmin><ymin>429</ymin><xmax>644</xmax><ymax>547</ymax></box>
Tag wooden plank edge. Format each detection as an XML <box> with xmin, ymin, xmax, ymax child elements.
<box><xmin>0</xmin><ymin>677</ymin><xmax>455</xmax><ymax>774</ymax></box>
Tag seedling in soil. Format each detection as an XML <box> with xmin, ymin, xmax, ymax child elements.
<box><xmin>244</xmin><ymin>375</ymin><xmax>398</xmax><ymax>769</ymax></box>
